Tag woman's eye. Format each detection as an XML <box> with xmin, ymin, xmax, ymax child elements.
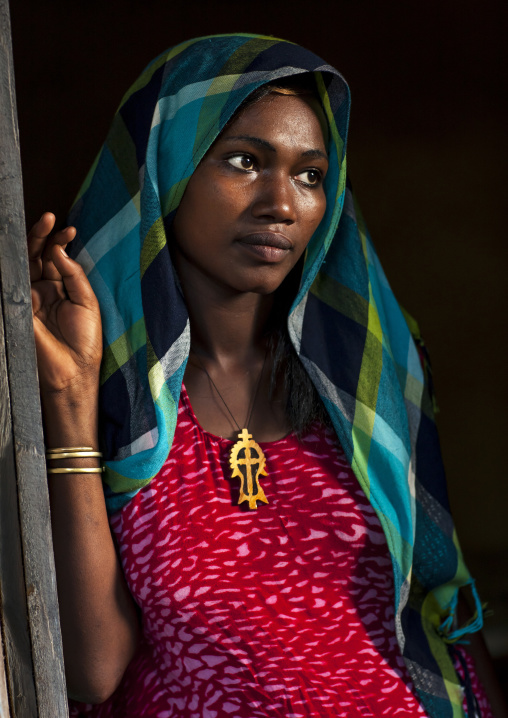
<box><xmin>296</xmin><ymin>169</ymin><xmax>322</xmax><ymax>186</ymax></box>
<box><xmin>227</xmin><ymin>154</ymin><xmax>255</xmax><ymax>171</ymax></box>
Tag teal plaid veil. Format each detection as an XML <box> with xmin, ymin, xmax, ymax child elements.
<box><xmin>68</xmin><ymin>34</ymin><xmax>482</xmax><ymax>718</ymax></box>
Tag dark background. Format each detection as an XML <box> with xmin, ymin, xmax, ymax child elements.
<box><xmin>10</xmin><ymin>0</ymin><xmax>508</xmax><ymax>687</ymax></box>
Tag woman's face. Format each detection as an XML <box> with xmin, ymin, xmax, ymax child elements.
<box><xmin>172</xmin><ymin>91</ymin><xmax>329</xmax><ymax>297</ymax></box>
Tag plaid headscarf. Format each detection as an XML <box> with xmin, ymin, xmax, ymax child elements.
<box><xmin>68</xmin><ymin>34</ymin><xmax>482</xmax><ymax>718</ymax></box>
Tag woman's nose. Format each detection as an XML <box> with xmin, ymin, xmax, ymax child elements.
<box><xmin>251</xmin><ymin>174</ymin><xmax>296</xmax><ymax>224</ymax></box>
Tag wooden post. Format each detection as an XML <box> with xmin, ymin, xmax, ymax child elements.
<box><xmin>0</xmin><ymin>0</ymin><xmax>68</xmax><ymax>715</ymax></box>
<box><xmin>0</xmin><ymin>629</ymin><xmax>9</xmax><ymax>717</ymax></box>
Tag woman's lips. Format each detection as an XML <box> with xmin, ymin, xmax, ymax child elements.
<box><xmin>236</xmin><ymin>233</ymin><xmax>292</xmax><ymax>262</ymax></box>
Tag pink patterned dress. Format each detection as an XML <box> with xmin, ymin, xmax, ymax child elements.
<box><xmin>70</xmin><ymin>387</ymin><xmax>491</xmax><ymax>717</ymax></box>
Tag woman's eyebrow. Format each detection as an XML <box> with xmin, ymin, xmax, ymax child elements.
<box><xmin>223</xmin><ymin>135</ymin><xmax>328</xmax><ymax>160</ymax></box>
<box><xmin>223</xmin><ymin>135</ymin><xmax>276</xmax><ymax>151</ymax></box>
<box><xmin>301</xmin><ymin>148</ymin><xmax>328</xmax><ymax>161</ymax></box>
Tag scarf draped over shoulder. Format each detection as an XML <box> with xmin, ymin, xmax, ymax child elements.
<box><xmin>68</xmin><ymin>33</ymin><xmax>482</xmax><ymax>718</ymax></box>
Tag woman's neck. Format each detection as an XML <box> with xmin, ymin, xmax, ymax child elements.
<box><xmin>180</xmin><ymin>273</ymin><xmax>274</xmax><ymax>366</ymax></box>
<box><xmin>176</xmin><ymin>258</ymin><xmax>291</xmax><ymax>441</ymax></box>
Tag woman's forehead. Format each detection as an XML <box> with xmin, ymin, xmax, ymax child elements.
<box><xmin>218</xmin><ymin>90</ymin><xmax>329</xmax><ymax>153</ymax></box>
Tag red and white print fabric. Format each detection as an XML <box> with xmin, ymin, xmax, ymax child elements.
<box><xmin>70</xmin><ymin>387</ymin><xmax>491</xmax><ymax>717</ymax></box>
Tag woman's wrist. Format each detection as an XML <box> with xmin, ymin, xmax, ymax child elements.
<box><xmin>41</xmin><ymin>387</ymin><xmax>100</xmax><ymax>449</ymax></box>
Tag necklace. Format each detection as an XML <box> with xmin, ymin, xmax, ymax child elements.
<box><xmin>191</xmin><ymin>349</ymin><xmax>269</xmax><ymax>510</ymax></box>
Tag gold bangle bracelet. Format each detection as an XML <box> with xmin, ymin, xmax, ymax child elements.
<box><xmin>46</xmin><ymin>446</ymin><xmax>95</xmax><ymax>453</ymax></box>
<box><xmin>46</xmin><ymin>451</ymin><xmax>103</xmax><ymax>460</ymax></box>
<box><xmin>46</xmin><ymin>467</ymin><xmax>105</xmax><ymax>474</ymax></box>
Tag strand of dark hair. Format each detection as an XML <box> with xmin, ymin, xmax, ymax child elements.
<box><xmin>267</xmin><ymin>263</ymin><xmax>331</xmax><ymax>436</ymax></box>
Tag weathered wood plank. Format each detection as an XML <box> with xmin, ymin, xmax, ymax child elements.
<box><xmin>0</xmin><ymin>603</ymin><xmax>11</xmax><ymax>717</ymax></box>
<box><xmin>0</xmin><ymin>0</ymin><xmax>68</xmax><ymax>715</ymax></box>
<box><xmin>0</xmin><ymin>301</ymin><xmax>35</xmax><ymax>716</ymax></box>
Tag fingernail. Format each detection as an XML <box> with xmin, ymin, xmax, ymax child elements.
<box><xmin>60</xmin><ymin>246</ymin><xmax>68</xmax><ymax>257</ymax></box>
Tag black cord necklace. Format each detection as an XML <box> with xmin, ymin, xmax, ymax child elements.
<box><xmin>191</xmin><ymin>349</ymin><xmax>269</xmax><ymax>510</ymax></box>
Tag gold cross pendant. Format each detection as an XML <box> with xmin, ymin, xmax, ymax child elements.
<box><xmin>229</xmin><ymin>428</ymin><xmax>268</xmax><ymax>509</ymax></box>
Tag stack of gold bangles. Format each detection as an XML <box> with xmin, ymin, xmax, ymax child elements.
<box><xmin>46</xmin><ymin>447</ymin><xmax>105</xmax><ymax>474</ymax></box>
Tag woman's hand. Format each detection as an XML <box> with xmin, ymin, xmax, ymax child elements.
<box><xmin>29</xmin><ymin>212</ymin><xmax>102</xmax><ymax>396</ymax></box>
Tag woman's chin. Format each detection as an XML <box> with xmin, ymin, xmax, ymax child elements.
<box><xmin>227</xmin><ymin>263</ymin><xmax>300</xmax><ymax>297</ymax></box>
<box><xmin>227</xmin><ymin>277</ymin><xmax>291</xmax><ymax>297</ymax></box>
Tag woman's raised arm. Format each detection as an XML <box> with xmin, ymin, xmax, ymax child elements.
<box><xmin>30</xmin><ymin>213</ymin><xmax>140</xmax><ymax>703</ymax></box>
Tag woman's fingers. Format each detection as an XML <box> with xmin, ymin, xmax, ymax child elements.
<box><xmin>28</xmin><ymin>213</ymin><xmax>77</xmax><ymax>282</ymax></box>
<box><xmin>27</xmin><ymin>212</ymin><xmax>56</xmax><ymax>260</ymax></box>
<box><xmin>28</xmin><ymin>212</ymin><xmax>56</xmax><ymax>281</ymax></box>
<box><xmin>50</xmin><ymin>245</ymin><xmax>98</xmax><ymax>310</ymax></box>
<box><xmin>40</xmin><ymin>226</ymin><xmax>77</xmax><ymax>281</ymax></box>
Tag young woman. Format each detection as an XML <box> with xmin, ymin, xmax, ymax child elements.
<box><xmin>29</xmin><ymin>34</ymin><xmax>504</xmax><ymax>717</ymax></box>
